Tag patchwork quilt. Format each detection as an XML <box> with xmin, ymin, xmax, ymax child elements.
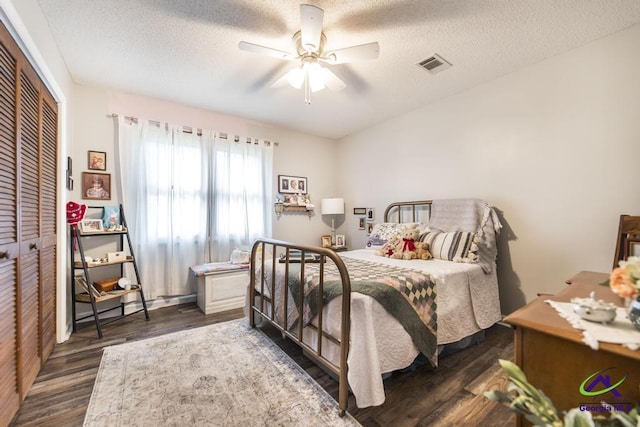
<box><xmin>288</xmin><ymin>257</ymin><xmax>438</xmax><ymax>367</ymax></box>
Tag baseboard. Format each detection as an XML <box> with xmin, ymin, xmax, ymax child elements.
<box><xmin>126</xmin><ymin>294</ymin><xmax>196</xmax><ymax>314</ymax></box>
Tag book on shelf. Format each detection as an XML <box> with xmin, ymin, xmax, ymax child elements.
<box><xmin>75</xmin><ymin>276</ymin><xmax>102</xmax><ymax>298</ymax></box>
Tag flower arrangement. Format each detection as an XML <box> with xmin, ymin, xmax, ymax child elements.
<box><xmin>485</xmin><ymin>359</ymin><xmax>639</xmax><ymax>427</ymax></box>
<box><xmin>609</xmin><ymin>256</ymin><xmax>640</xmax><ymax>300</ymax></box>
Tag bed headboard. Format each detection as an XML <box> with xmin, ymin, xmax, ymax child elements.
<box><xmin>384</xmin><ymin>200</ymin><xmax>433</xmax><ymax>223</ymax></box>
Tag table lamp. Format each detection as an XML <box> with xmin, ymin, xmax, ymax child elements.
<box><xmin>321</xmin><ymin>198</ymin><xmax>344</xmax><ymax>244</ymax></box>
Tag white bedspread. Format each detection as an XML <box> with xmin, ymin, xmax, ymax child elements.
<box><xmin>342</xmin><ymin>249</ymin><xmax>501</xmax><ymax>342</ymax></box>
<box><xmin>249</xmin><ymin>248</ymin><xmax>501</xmax><ymax>408</ymax></box>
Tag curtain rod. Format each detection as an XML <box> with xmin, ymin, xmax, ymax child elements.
<box><xmin>109</xmin><ymin>113</ymin><xmax>278</xmax><ymax>146</ymax></box>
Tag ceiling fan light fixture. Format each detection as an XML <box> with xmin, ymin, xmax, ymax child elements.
<box><xmin>287</xmin><ymin>67</ymin><xmax>305</xmax><ymax>89</ymax></box>
<box><xmin>288</xmin><ymin>59</ymin><xmax>326</xmax><ymax>98</ymax></box>
<box><xmin>305</xmin><ymin>62</ymin><xmax>325</xmax><ymax>92</ymax></box>
<box><xmin>317</xmin><ymin>68</ymin><xmax>335</xmax><ymax>91</ymax></box>
<box><xmin>309</xmin><ymin>75</ymin><xmax>325</xmax><ymax>93</ymax></box>
<box><xmin>240</xmin><ymin>4</ymin><xmax>377</xmax><ymax>104</ymax></box>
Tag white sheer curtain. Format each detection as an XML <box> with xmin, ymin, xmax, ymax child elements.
<box><xmin>206</xmin><ymin>134</ymin><xmax>273</xmax><ymax>261</ymax></box>
<box><xmin>116</xmin><ymin>117</ymin><xmax>273</xmax><ymax>299</ymax></box>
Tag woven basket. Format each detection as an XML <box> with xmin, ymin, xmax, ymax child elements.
<box><xmin>93</xmin><ymin>277</ymin><xmax>119</xmax><ymax>292</ymax></box>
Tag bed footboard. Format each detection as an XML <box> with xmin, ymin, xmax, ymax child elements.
<box><xmin>249</xmin><ymin>238</ymin><xmax>351</xmax><ymax>416</ymax></box>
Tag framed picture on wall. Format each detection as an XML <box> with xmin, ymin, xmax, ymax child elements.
<box><xmin>359</xmin><ymin>217</ymin><xmax>366</xmax><ymax>230</ymax></box>
<box><xmin>278</xmin><ymin>175</ymin><xmax>307</xmax><ymax>194</ymax></box>
<box><xmin>366</xmin><ymin>208</ymin><xmax>375</xmax><ymax>221</ymax></box>
<box><xmin>88</xmin><ymin>150</ymin><xmax>106</xmax><ymax>171</ymax></box>
<box><xmin>353</xmin><ymin>208</ymin><xmax>366</xmax><ymax>215</ymax></box>
<box><xmin>366</xmin><ymin>222</ymin><xmax>374</xmax><ymax>235</ymax></box>
<box><xmin>82</xmin><ymin>172</ymin><xmax>111</xmax><ymax>200</ymax></box>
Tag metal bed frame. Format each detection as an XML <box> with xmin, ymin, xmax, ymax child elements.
<box><xmin>248</xmin><ymin>201</ymin><xmax>434</xmax><ymax>416</ymax></box>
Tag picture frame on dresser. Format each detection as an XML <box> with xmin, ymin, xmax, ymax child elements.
<box><xmin>321</xmin><ymin>235</ymin><xmax>332</xmax><ymax>248</ymax></box>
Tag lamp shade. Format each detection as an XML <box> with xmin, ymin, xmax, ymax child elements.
<box><xmin>321</xmin><ymin>198</ymin><xmax>344</xmax><ymax>215</ymax></box>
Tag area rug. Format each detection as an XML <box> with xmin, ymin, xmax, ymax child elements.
<box><xmin>84</xmin><ymin>318</ymin><xmax>360</xmax><ymax>426</ymax></box>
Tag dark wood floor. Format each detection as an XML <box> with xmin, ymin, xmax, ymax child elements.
<box><xmin>10</xmin><ymin>303</ymin><xmax>515</xmax><ymax>426</ymax></box>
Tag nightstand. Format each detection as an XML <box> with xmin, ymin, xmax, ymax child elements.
<box><xmin>331</xmin><ymin>246</ymin><xmax>348</xmax><ymax>252</ymax></box>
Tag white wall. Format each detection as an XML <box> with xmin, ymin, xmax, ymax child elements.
<box><xmin>337</xmin><ymin>24</ymin><xmax>640</xmax><ymax>314</ymax></box>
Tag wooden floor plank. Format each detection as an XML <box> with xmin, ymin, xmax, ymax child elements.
<box><xmin>9</xmin><ymin>303</ymin><xmax>515</xmax><ymax>426</ymax></box>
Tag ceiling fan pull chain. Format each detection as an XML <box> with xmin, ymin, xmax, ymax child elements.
<box><xmin>304</xmin><ymin>72</ymin><xmax>311</xmax><ymax>104</ymax></box>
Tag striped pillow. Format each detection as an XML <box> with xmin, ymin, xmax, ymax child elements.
<box><xmin>419</xmin><ymin>231</ymin><xmax>476</xmax><ymax>262</ymax></box>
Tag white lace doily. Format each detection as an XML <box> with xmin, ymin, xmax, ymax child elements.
<box><xmin>545</xmin><ymin>299</ymin><xmax>640</xmax><ymax>351</ymax></box>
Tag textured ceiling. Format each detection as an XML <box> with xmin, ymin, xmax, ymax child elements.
<box><xmin>37</xmin><ymin>0</ymin><xmax>640</xmax><ymax>139</ymax></box>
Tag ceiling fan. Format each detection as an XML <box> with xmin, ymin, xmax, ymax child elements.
<box><xmin>239</xmin><ymin>4</ymin><xmax>380</xmax><ymax>104</ymax></box>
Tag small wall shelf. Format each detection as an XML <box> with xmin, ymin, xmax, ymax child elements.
<box><xmin>275</xmin><ymin>203</ymin><xmax>315</xmax><ymax>218</ymax></box>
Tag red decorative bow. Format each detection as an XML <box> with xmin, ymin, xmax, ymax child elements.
<box><xmin>402</xmin><ymin>238</ymin><xmax>416</xmax><ymax>252</ymax></box>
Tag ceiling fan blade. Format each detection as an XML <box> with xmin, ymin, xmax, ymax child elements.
<box><xmin>323</xmin><ymin>42</ymin><xmax>380</xmax><ymax>64</ymax></box>
<box><xmin>322</xmin><ymin>68</ymin><xmax>347</xmax><ymax>91</ymax></box>
<box><xmin>300</xmin><ymin>4</ymin><xmax>324</xmax><ymax>52</ymax></box>
<box><xmin>239</xmin><ymin>41</ymin><xmax>298</xmax><ymax>61</ymax></box>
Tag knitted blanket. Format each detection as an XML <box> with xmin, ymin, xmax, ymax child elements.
<box><xmin>428</xmin><ymin>198</ymin><xmax>502</xmax><ymax>273</ymax></box>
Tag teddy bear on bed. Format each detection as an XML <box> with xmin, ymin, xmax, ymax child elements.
<box><xmin>414</xmin><ymin>241</ymin><xmax>433</xmax><ymax>260</ymax></box>
<box><xmin>391</xmin><ymin>226</ymin><xmax>420</xmax><ymax>260</ymax></box>
<box><xmin>375</xmin><ymin>234</ymin><xmax>400</xmax><ymax>258</ymax></box>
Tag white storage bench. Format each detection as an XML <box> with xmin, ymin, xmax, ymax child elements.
<box><xmin>190</xmin><ymin>262</ymin><xmax>250</xmax><ymax>314</ymax></box>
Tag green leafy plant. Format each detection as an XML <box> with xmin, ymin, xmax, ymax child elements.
<box><xmin>484</xmin><ymin>359</ymin><xmax>639</xmax><ymax>427</ymax></box>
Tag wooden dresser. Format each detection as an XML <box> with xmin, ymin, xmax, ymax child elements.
<box><xmin>504</xmin><ymin>271</ymin><xmax>640</xmax><ymax>425</ymax></box>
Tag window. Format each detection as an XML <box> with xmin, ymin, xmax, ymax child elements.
<box><xmin>117</xmin><ymin>118</ymin><xmax>273</xmax><ymax>298</ymax></box>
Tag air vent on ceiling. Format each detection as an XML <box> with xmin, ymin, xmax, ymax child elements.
<box><xmin>417</xmin><ymin>54</ymin><xmax>451</xmax><ymax>74</ymax></box>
